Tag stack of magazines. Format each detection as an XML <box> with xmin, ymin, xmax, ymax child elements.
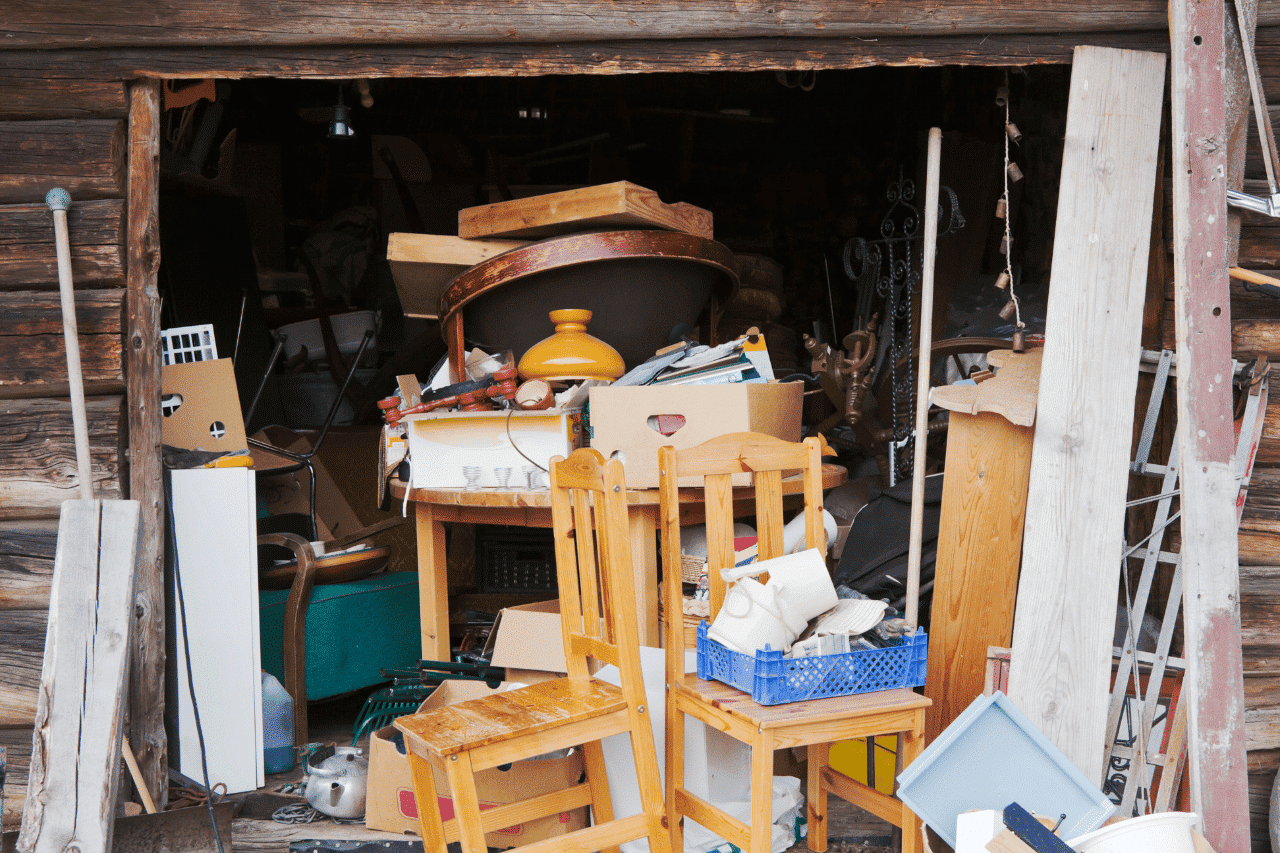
<box><xmin>613</xmin><ymin>334</ymin><xmax>774</xmax><ymax>388</ymax></box>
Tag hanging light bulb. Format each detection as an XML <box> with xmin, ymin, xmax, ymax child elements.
<box><xmin>328</xmin><ymin>86</ymin><xmax>355</xmax><ymax>139</ymax></box>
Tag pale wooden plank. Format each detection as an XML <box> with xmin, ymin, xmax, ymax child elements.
<box><xmin>387</xmin><ymin>233</ymin><xmax>527</xmax><ymax>319</ymax></box>
<box><xmin>18</xmin><ymin>499</ymin><xmax>141</xmax><ymax>853</ymax></box>
<box><xmin>457</xmin><ymin>182</ymin><xmax>712</xmax><ymax>240</ymax></box>
<box><xmin>1006</xmin><ymin>45</ymin><xmax>1166</xmax><ymax>783</ymax></box>
<box><xmin>1171</xmin><ymin>0</ymin><xmax>1255</xmax><ymax>843</ymax></box>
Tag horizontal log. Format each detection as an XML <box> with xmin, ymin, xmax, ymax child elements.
<box><xmin>0</xmin><ymin>199</ymin><xmax>125</xmax><ymax>287</ymax></box>
<box><xmin>1250</xmin><ymin>706</ymin><xmax>1280</xmax><ymax>752</ymax></box>
<box><xmin>0</xmin><ymin>610</ymin><xmax>43</xmax><ymax>726</ymax></box>
<box><xmin>0</xmin><ymin>289</ymin><xmax>125</xmax><ymax>396</ymax></box>
<box><xmin>1238</xmin><ymin>225</ymin><xmax>1280</xmax><ymax>269</ymax></box>
<box><xmin>0</xmin><ymin>523</ymin><xmax>57</xmax><ymax>610</ymax></box>
<box><xmin>0</xmin><ymin>726</ymin><xmax>32</xmax><ymax>827</ymax></box>
<box><xmin>0</xmin><ymin>2</ymin><xmax>1235</xmax><ymax>50</ymax></box>
<box><xmin>0</xmin><ymin>32</ymin><xmax>1174</xmax><ymax>81</ymax></box>
<box><xmin>1243</xmin><ymin>469</ymin><xmax>1280</xmax><ymax>521</ymax></box>
<box><xmin>0</xmin><ymin>78</ymin><xmax>127</xmax><ymax>120</ymax></box>
<box><xmin>0</xmin><ymin>396</ymin><xmax>122</xmax><ymax>519</ymax></box>
<box><xmin>0</xmin><ymin>120</ymin><xmax>125</xmax><ymax>205</ymax></box>
<box><xmin>1247</xmin><ymin>673</ymin><xmax>1280</xmax><ymax>707</ymax></box>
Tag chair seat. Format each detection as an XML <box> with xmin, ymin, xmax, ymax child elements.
<box><xmin>397</xmin><ymin>677</ymin><xmax>627</xmax><ymax>758</ymax></box>
<box><xmin>673</xmin><ymin>675</ymin><xmax>930</xmax><ymax>737</ymax></box>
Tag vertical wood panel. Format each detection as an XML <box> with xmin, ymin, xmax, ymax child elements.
<box><xmin>1008</xmin><ymin>45</ymin><xmax>1166</xmax><ymax>783</ymax></box>
<box><xmin>124</xmin><ymin>79</ymin><xmax>165</xmax><ymax>809</ymax></box>
<box><xmin>1170</xmin><ymin>0</ymin><xmax>1254</xmax><ymax>844</ymax></box>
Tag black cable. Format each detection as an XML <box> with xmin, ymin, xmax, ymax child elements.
<box><xmin>505</xmin><ymin>408</ymin><xmax>548</xmax><ymax>474</ymax></box>
<box><xmin>165</xmin><ymin>469</ymin><xmax>228</xmax><ymax>853</ymax></box>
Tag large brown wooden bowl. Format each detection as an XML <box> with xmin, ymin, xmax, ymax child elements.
<box><xmin>438</xmin><ymin>230</ymin><xmax>739</xmax><ymax>369</ymax></box>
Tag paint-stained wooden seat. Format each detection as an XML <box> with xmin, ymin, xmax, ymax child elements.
<box><xmin>395</xmin><ymin>448</ymin><xmax>671</xmax><ymax>853</ymax></box>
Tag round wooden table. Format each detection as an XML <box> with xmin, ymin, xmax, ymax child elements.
<box><xmin>391</xmin><ymin>463</ymin><xmax>847</xmax><ymax>660</ymax></box>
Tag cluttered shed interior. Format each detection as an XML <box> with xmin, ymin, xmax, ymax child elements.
<box><xmin>3</xmin><ymin>41</ymin><xmax>1277</xmax><ymax>853</ymax></box>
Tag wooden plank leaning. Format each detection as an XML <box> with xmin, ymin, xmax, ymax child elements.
<box><xmin>1006</xmin><ymin>45</ymin><xmax>1166</xmax><ymax>783</ymax></box>
<box><xmin>17</xmin><ymin>498</ymin><xmax>142</xmax><ymax>853</ymax></box>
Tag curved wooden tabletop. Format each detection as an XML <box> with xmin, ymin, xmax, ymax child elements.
<box><xmin>389</xmin><ymin>463</ymin><xmax>847</xmax><ymax>508</ymax></box>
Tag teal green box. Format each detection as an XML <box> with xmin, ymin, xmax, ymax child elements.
<box><xmin>259</xmin><ymin>572</ymin><xmax>421</xmax><ymax>701</ymax></box>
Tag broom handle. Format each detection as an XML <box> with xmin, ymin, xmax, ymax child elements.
<box><xmin>46</xmin><ymin>188</ymin><xmax>94</xmax><ymax>502</ymax></box>
<box><xmin>905</xmin><ymin>127</ymin><xmax>943</xmax><ymax>631</ymax></box>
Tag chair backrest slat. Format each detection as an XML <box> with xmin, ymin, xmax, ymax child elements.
<box><xmin>550</xmin><ymin>449</ymin><xmax>644</xmax><ymax>698</ymax></box>
<box><xmin>660</xmin><ymin>432</ymin><xmax>826</xmax><ymax>662</ymax></box>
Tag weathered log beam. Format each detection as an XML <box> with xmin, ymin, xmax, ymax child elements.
<box><xmin>0</xmin><ymin>79</ymin><xmax>126</xmax><ymax>121</ymax></box>
<box><xmin>0</xmin><ymin>33</ymin><xmax>1175</xmax><ymax>81</ymax></box>
<box><xmin>0</xmin><ymin>397</ymin><xmax>123</xmax><ymax>519</ymax></box>
<box><xmin>0</xmin><ymin>524</ymin><xmax>57</xmax><ymax>610</ymax></box>
<box><xmin>0</xmin><ymin>611</ymin><xmax>43</xmax><ymax>726</ymax></box>
<box><xmin>0</xmin><ymin>290</ymin><xmax>124</xmax><ymax>397</ymax></box>
<box><xmin>0</xmin><ymin>727</ymin><xmax>31</xmax><ymax>827</ymax></box>
<box><xmin>0</xmin><ymin>200</ymin><xmax>125</xmax><ymax>288</ymax></box>
<box><xmin>0</xmin><ymin>3</ymin><xmax>1243</xmax><ymax>49</ymax></box>
<box><xmin>0</xmin><ymin>120</ymin><xmax>125</xmax><ymax>205</ymax></box>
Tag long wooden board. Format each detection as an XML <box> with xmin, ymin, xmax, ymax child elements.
<box><xmin>1007</xmin><ymin>45</ymin><xmax>1166</xmax><ymax>784</ymax></box>
<box><xmin>1171</xmin><ymin>0</ymin><xmax>1253</xmax><ymax>842</ymax></box>
<box><xmin>926</xmin><ymin>349</ymin><xmax>1039</xmax><ymax>741</ymax></box>
<box><xmin>457</xmin><ymin>182</ymin><xmax>712</xmax><ymax>240</ymax></box>
<box><xmin>18</xmin><ymin>499</ymin><xmax>141</xmax><ymax>853</ymax></box>
<box><xmin>387</xmin><ymin>232</ymin><xmax>527</xmax><ymax>319</ymax></box>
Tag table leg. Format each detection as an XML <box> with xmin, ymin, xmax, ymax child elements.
<box><xmin>629</xmin><ymin>505</ymin><xmax>659</xmax><ymax>647</ymax></box>
<box><xmin>416</xmin><ymin>502</ymin><xmax>451</xmax><ymax>661</ymax></box>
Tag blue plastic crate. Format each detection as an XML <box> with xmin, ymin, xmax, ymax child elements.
<box><xmin>695</xmin><ymin>621</ymin><xmax>928</xmax><ymax>705</ymax></box>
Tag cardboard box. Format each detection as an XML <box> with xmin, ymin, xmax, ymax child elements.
<box><xmin>404</xmin><ymin>409</ymin><xmax>582</xmax><ymax>490</ymax></box>
<box><xmin>253</xmin><ymin>426</ymin><xmax>365</xmax><ymax>541</ymax></box>
<box><xmin>365</xmin><ymin>680</ymin><xmax>587</xmax><ymax>845</ymax></box>
<box><xmin>587</xmin><ymin>381</ymin><xmax>804</xmax><ymax>488</ymax></box>
<box><xmin>482</xmin><ymin>600</ymin><xmax>568</xmax><ymax>685</ymax></box>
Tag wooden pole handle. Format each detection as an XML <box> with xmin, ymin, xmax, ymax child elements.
<box><xmin>47</xmin><ymin>189</ymin><xmax>94</xmax><ymax>501</ymax></box>
<box><xmin>905</xmin><ymin>128</ymin><xmax>943</xmax><ymax>630</ymax></box>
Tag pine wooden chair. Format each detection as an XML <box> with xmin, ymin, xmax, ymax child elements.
<box><xmin>395</xmin><ymin>448</ymin><xmax>671</xmax><ymax>853</ymax></box>
<box><xmin>659</xmin><ymin>432</ymin><xmax>931</xmax><ymax>853</ymax></box>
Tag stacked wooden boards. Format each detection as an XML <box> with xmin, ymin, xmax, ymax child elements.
<box><xmin>387</xmin><ymin>181</ymin><xmax>712</xmax><ymax>319</ymax></box>
<box><xmin>1006</xmin><ymin>45</ymin><xmax>1166</xmax><ymax>783</ymax></box>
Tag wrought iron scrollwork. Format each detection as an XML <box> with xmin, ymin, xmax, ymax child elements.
<box><xmin>842</xmin><ymin>171</ymin><xmax>964</xmax><ymax>483</ymax></box>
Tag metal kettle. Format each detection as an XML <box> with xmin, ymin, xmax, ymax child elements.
<box><xmin>304</xmin><ymin>745</ymin><xmax>369</xmax><ymax>819</ymax></box>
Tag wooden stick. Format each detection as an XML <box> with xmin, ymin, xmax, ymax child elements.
<box><xmin>46</xmin><ymin>188</ymin><xmax>94</xmax><ymax>501</ymax></box>
<box><xmin>905</xmin><ymin>127</ymin><xmax>942</xmax><ymax>630</ymax></box>
<box><xmin>121</xmin><ymin>743</ymin><xmax>157</xmax><ymax>814</ymax></box>
<box><xmin>1229</xmin><ymin>265</ymin><xmax>1280</xmax><ymax>287</ymax></box>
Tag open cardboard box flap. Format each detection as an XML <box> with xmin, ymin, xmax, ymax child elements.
<box><xmin>483</xmin><ymin>600</ymin><xmax>568</xmax><ymax>683</ymax></box>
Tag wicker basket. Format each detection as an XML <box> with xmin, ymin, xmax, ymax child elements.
<box><xmin>680</xmin><ymin>553</ymin><xmax>707</xmax><ymax>584</ymax></box>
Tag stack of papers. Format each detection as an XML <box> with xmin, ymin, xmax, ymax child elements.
<box><xmin>613</xmin><ymin>335</ymin><xmax>774</xmax><ymax>388</ymax></box>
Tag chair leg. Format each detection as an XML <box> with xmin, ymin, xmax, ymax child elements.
<box><xmin>580</xmin><ymin>739</ymin><xmax>620</xmax><ymax>853</ymax></box>
<box><xmin>442</xmin><ymin>751</ymin><xmax>489</xmax><ymax>853</ymax></box>
<box><xmin>407</xmin><ymin>752</ymin><xmax>449</xmax><ymax>853</ymax></box>
<box><xmin>750</xmin><ymin>731</ymin><xmax>775</xmax><ymax>853</ymax></box>
<box><xmin>666</xmin><ymin>701</ymin><xmax>687</xmax><ymax>853</ymax></box>
<box><xmin>627</xmin><ymin>706</ymin><xmax>671</xmax><ymax>853</ymax></box>
<box><xmin>806</xmin><ymin>742</ymin><xmax>830</xmax><ymax>852</ymax></box>
<box><xmin>898</xmin><ymin>715</ymin><xmax>926</xmax><ymax>853</ymax></box>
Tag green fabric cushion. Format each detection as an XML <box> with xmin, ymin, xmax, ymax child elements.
<box><xmin>259</xmin><ymin>571</ymin><xmax>421</xmax><ymax>701</ymax></box>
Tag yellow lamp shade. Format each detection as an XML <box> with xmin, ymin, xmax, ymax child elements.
<box><xmin>518</xmin><ymin>309</ymin><xmax>625</xmax><ymax>382</ymax></box>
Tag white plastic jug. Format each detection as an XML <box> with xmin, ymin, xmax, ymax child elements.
<box><xmin>261</xmin><ymin>671</ymin><xmax>294</xmax><ymax>774</ymax></box>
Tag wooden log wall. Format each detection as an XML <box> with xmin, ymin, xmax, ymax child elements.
<box><xmin>0</xmin><ymin>78</ymin><xmax>129</xmax><ymax>830</ymax></box>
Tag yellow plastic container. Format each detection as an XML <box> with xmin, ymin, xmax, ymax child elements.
<box><xmin>828</xmin><ymin>735</ymin><xmax>898</xmax><ymax>795</ymax></box>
